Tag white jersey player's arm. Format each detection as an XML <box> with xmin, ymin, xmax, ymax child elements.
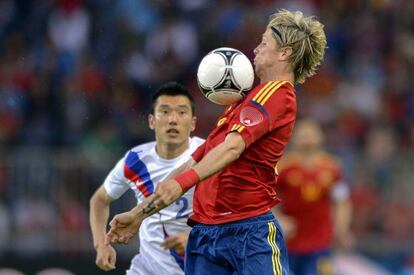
<box><xmin>164</xmin><ymin>157</ymin><xmax>196</xmax><ymax>181</ymax></box>
<box><xmin>90</xmin><ymin>156</ymin><xmax>129</xmax><ymax>271</ymax></box>
<box><xmin>89</xmin><ymin>185</ymin><xmax>117</xmax><ymax>270</ymax></box>
<box><xmin>90</xmin><ymin>157</ymin><xmax>130</xmax><ymax>244</ymax></box>
<box><xmin>106</xmin><ymin>134</ymin><xmax>245</xmax><ymax>245</ymax></box>
<box><xmin>90</xmin><ymin>185</ymin><xmax>114</xmax><ymax>249</ymax></box>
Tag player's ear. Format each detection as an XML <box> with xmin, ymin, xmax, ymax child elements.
<box><xmin>279</xmin><ymin>46</ymin><xmax>292</xmax><ymax>61</ymax></box>
<box><xmin>190</xmin><ymin>116</ymin><xmax>197</xmax><ymax>132</ymax></box>
<box><xmin>148</xmin><ymin>114</ymin><xmax>155</xmax><ymax>130</ymax></box>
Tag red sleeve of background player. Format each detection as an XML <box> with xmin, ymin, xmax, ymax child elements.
<box><xmin>333</xmin><ymin>158</ymin><xmax>344</xmax><ymax>184</ymax></box>
<box><xmin>226</xmin><ymin>81</ymin><xmax>297</xmax><ymax>147</ymax></box>
<box><xmin>191</xmin><ymin>141</ymin><xmax>206</xmax><ymax>162</ymax></box>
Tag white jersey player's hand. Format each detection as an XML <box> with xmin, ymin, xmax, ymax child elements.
<box><xmin>106</xmin><ymin>211</ymin><xmax>142</xmax><ymax>245</ymax></box>
<box><xmin>95</xmin><ymin>244</ymin><xmax>116</xmax><ymax>271</ymax></box>
<box><xmin>161</xmin><ymin>231</ymin><xmax>190</xmax><ymax>255</ymax></box>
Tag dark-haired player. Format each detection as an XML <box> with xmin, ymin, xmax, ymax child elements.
<box><xmin>90</xmin><ymin>82</ymin><xmax>204</xmax><ymax>274</ymax></box>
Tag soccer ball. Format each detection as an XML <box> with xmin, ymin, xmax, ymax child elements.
<box><xmin>197</xmin><ymin>47</ymin><xmax>254</xmax><ymax>105</ymax></box>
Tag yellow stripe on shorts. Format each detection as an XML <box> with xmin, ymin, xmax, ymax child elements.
<box><xmin>267</xmin><ymin>222</ymin><xmax>282</xmax><ymax>275</ymax></box>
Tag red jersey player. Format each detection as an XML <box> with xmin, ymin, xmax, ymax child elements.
<box><xmin>107</xmin><ymin>10</ymin><xmax>327</xmax><ymax>275</ymax></box>
<box><xmin>276</xmin><ymin>119</ymin><xmax>353</xmax><ymax>275</ymax></box>
<box><xmin>187</xmin><ymin>79</ymin><xmax>296</xmax><ymax>225</ymax></box>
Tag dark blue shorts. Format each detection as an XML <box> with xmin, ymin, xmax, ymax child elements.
<box><xmin>185</xmin><ymin>212</ymin><xmax>289</xmax><ymax>275</ymax></box>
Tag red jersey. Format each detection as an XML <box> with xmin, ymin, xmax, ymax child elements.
<box><xmin>277</xmin><ymin>152</ymin><xmax>343</xmax><ymax>253</ymax></box>
<box><xmin>190</xmin><ymin>81</ymin><xmax>297</xmax><ymax>224</ymax></box>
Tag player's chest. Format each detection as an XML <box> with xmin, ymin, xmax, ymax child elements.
<box><xmin>285</xmin><ymin>167</ymin><xmax>335</xmax><ymax>190</ymax></box>
<box><xmin>210</xmin><ymin>102</ymin><xmax>244</xmax><ymax>134</ymax></box>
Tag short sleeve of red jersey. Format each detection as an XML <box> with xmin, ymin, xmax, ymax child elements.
<box><xmin>191</xmin><ymin>141</ymin><xmax>206</xmax><ymax>162</ymax></box>
<box><xmin>332</xmin><ymin>159</ymin><xmax>344</xmax><ymax>184</ymax></box>
<box><xmin>226</xmin><ymin>81</ymin><xmax>296</xmax><ymax>147</ymax></box>
<box><xmin>331</xmin><ymin>159</ymin><xmax>350</xmax><ymax>200</ymax></box>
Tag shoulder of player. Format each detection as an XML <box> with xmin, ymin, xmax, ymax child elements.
<box><xmin>317</xmin><ymin>151</ymin><xmax>342</xmax><ymax>170</ymax></box>
<box><xmin>190</xmin><ymin>136</ymin><xmax>205</xmax><ymax>146</ymax></box>
<box><xmin>250</xmin><ymin>81</ymin><xmax>295</xmax><ymax>106</ymax></box>
<box><xmin>278</xmin><ymin>152</ymin><xmax>301</xmax><ymax>171</ymax></box>
<box><xmin>126</xmin><ymin>138</ymin><xmax>204</xmax><ymax>163</ymax></box>
<box><xmin>124</xmin><ymin>140</ymin><xmax>156</xmax><ymax>159</ymax></box>
<box><xmin>130</xmin><ymin>140</ymin><xmax>156</xmax><ymax>152</ymax></box>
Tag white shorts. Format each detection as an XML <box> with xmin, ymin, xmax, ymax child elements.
<box><xmin>126</xmin><ymin>251</ymin><xmax>184</xmax><ymax>275</ymax></box>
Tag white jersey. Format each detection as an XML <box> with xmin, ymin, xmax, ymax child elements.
<box><xmin>104</xmin><ymin>137</ymin><xmax>204</xmax><ymax>275</ymax></box>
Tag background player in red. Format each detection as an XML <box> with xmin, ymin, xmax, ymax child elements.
<box><xmin>275</xmin><ymin>119</ymin><xmax>353</xmax><ymax>275</ymax></box>
<box><xmin>106</xmin><ymin>9</ymin><xmax>327</xmax><ymax>275</ymax></box>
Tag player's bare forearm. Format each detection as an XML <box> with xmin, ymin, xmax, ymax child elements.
<box><xmin>334</xmin><ymin>198</ymin><xmax>352</xmax><ymax>236</ymax></box>
<box><xmin>334</xmin><ymin>198</ymin><xmax>354</xmax><ymax>249</ymax></box>
<box><xmin>89</xmin><ymin>186</ymin><xmax>113</xmax><ymax>249</ymax></box>
<box><xmin>193</xmin><ymin>132</ymin><xmax>245</xmax><ymax>180</ymax></box>
<box><xmin>107</xmin><ymin>176</ymin><xmax>186</xmax><ymax>245</ymax></box>
<box><xmin>129</xmin><ymin>194</ymin><xmax>159</xmax><ymax>219</ymax></box>
<box><xmin>130</xmin><ymin>179</ymin><xmax>184</xmax><ymax>220</ymax></box>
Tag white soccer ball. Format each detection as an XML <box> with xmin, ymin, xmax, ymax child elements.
<box><xmin>197</xmin><ymin>47</ymin><xmax>254</xmax><ymax>105</ymax></box>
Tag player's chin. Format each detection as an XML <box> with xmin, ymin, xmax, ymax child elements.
<box><xmin>165</xmin><ymin>137</ymin><xmax>186</xmax><ymax>145</ymax></box>
<box><xmin>164</xmin><ymin>134</ymin><xmax>178</xmax><ymax>141</ymax></box>
<box><xmin>165</xmin><ymin>131</ymin><xmax>182</xmax><ymax>138</ymax></box>
<box><xmin>254</xmin><ymin>66</ymin><xmax>263</xmax><ymax>79</ymax></box>
<box><xmin>253</xmin><ymin>63</ymin><xmax>259</xmax><ymax>72</ymax></box>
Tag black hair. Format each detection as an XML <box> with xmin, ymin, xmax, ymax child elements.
<box><xmin>151</xmin><ymin>82</ymin><xmax>195</xmax><ymax>115</ymax></box>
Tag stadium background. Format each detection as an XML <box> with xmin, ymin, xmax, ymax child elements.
<box><xmin>0</xmin><ymin>0</ymin><xmax>413</xmax><ymax>274</ymax></box>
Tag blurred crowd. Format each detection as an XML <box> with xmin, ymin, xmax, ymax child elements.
<box><xmin>0</xmin><ymin>0</ymin><xmax>413</xmax><ymax>273</ymax></box>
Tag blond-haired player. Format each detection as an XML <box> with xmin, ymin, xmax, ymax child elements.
<box><xmin>107</xmin><ymin>10</ymin><xmax>327</xmax><ymax>275</ymax></box>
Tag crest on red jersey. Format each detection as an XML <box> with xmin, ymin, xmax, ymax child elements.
<box><xmin>240</xmin><ymin>106</ymin><xmax>263</xmax><ymax>126</ymax></box>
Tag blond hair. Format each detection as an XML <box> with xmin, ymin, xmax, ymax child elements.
<box><xmin>268</xmin><ymin>9</ymin><xmax>327</xmax><ymax>84</ymax></box>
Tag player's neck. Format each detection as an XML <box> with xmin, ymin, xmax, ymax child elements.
<box><xmin>156</xmin><ymin>142</ymin><xmax>188</xmax><ymax>160</ymax></box>
<box><xmin>298</xmin><ymin>146</ymin><xmax>320</xmax><ymax>153</ymax></box>
<box><xmin>296</xmin><ymin>148</ymin><xmax>322</xmax><ymax>165</ymax></box>
<box><xmin>260</xmin><ymin>68</ymin><xmax>294</xmax><ymax>84</ymax></box>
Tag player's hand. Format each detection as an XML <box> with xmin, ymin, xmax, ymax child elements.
<box><xmin>153</xmin><ymin>179</ymin><xmax>184</xmax><ymax>209</ymax></box>
<box><xmin>336</xmin><ymin>231</ymin><xmax>355</xmax><ymax>250</ymax></box>
<box><xmin>161</xmin><ymin>231</ymin><xmax>190</xmax><ymax>255</ymax></box>
<box><xmin>106</xmin><ymin>211</ymin><xmax>142</xmax><ymax>245</ymax></box>
<box><xmin>95</xmin><ymin>244</ymin><xmax>116</xmax><ymax>271</ymax></box>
